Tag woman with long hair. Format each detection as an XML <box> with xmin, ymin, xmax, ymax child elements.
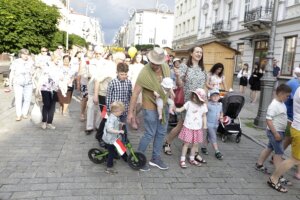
<box><xmin>163</xmin><ymin>46</ymin><xmax>207</xmax><ymax>164</ymax></box>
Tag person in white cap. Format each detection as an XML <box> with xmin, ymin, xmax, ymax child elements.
<box><xmin>127</xmin><ymin>47</ymin><xmax>170</xmax><ymax>171</ymax></box>
<box><xmin>153</xmin><ymin>77</ymin><xmax>175</xmax><ymax>120</ymax></box>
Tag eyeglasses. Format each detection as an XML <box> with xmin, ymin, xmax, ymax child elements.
<box><xmin>41</xmin><ymin>50</ymin><xmax>47</xmax><ymax>52</ymax></box>
<box><xmin>58</xmin><ymin>47</ymin><xmax>63</xmax><ymax>49</ymax></box>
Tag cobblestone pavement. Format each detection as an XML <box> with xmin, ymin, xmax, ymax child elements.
<box><xmin>0</xmin><ymin>86</ymin><xmax>299</xmax><ymax>200</ymax></box>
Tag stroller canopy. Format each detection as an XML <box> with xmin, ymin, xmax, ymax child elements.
<box><xmin>221</xmin><ymin>92</ymin><xmax>245</xmax><ymax>119</ymax></box>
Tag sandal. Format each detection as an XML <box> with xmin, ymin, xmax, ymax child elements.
<box><xmin>255</xmin><ymin>163</ymin><xmax>270</xmax><ymax>174</ymax></box>
<box><xmin>195</xmin><ymin>152</ymin><xmax>207</xmax><ymax>164</ymax></box>
<box><xmin>279</xmin><ymin>176</ymin><xmax>293</xmax><ymax>186</ymax></box>
<box><xmin>189</xmin><ymin>159</ymin><xmax>201</xmax><ymax>167</ymax></box>
<box><xmin>267</xmin><ymin>177</ymin><xmax>287</xmax><ymax>193</ymax></box>
<box><xmin>180</xmin><ymin>161</ymin><xmax>187</xmax><ymax>168</ymax></box>
<box><xmin>163</xmin><ymin>142</ymin><xmax>172</xmax><ymax>155</ymax></box>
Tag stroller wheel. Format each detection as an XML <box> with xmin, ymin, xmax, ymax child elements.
<box><xmin>221</xmin><ymin>135</ymin><xmax>227</xmax><ymax>143</ymax></box>
<box><xmin>128</xmin><ymin>152</ymin><xmax>147</xmax><ymax>170</ymax></box>
<box><xmin>88</xmin><ymin>148</ymin><xmax>107</xmax><ymax>164</ymax></box>
<box><xmin>236</xmin><ymin>136</ymin><xmax>241</xmax><ymax>143</ymax></box>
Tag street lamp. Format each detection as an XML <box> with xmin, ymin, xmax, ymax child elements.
<box><xmin>85</xmin><ymin>2</ymin><xmax>96</xmax><ymax>16</ymax></box>
<box><xmin>254</xmin><ymin>1</ymin><xmax>279</xmax><ymax>129</ymax></box>
<box><xmin>153</xmin><ymin>2</ymin><xmax>169</xmax><ymax>48</ymax></box>
<box><xmin>66</xmin><ymin>0</ymin><xmax>70</xmax><ymax>50</ymax></box>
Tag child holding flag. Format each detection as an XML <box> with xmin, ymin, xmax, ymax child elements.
<box><xmin>102</xmin><ymin>101</ymin><xmax>128</xmax><ymax>174</ymax></box>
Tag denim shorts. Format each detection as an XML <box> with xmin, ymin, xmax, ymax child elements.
<box><xmin>266</xmin><ymin>129</ymin><xmax>284</xmax><ymax>155</ymax></box>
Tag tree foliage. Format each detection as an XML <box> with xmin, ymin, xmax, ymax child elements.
<box><xmin>50</xmin><ymin>31</ymin><xmax>87</xmax><ymax>51</ymax></box>
<box><xmin>0</xmin><ymin>0</ymin><xmax>60</xmax><ymax>54</ymax></box>
<box><xmin>135</xmin><ymin>44</ymin><xmax>160</xmax><ymax>51</ymax></box>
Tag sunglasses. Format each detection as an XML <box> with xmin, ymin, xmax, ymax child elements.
<box><xmin>58</xmin><ymin>47</ymin><xmax>63</xmax><ymax>49</ymax></box>
<box><xmin>41</xmin><ymin>50</ymin><xmax>47</xmax><ymax>52</ymax></box>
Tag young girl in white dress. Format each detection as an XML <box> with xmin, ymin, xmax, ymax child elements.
<box><xmin>176</xmin><ymin>88</ymin><xmax>208</xmax><ymax>168</ymax></box>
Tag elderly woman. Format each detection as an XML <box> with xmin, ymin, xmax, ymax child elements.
<box><xmin>163</xmin><ymin>46</ymin><xmax>207</xmax><ymax>164</ymax></box>
<box><xmin>9</xmin><ymin>48</ymin><xmax>34</xmax><ymax>121</ymax></box>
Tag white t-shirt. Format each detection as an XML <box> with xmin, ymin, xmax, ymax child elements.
<box><xmin>266</xmin><ymin>99</ymin><xmax>287</xmax><ymax>132</ymax></box>
<box><xmin>292</xmin><ymin>87</ymin><xmax>300</xmax><ymax>130</ymax></box>
<box><xmin>183</xmin><ymin>101</ymin><xmax>208</xmax><ymax>130</ymax></box>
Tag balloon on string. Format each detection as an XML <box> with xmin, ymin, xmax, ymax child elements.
<box><xmin>128</xmin><ymin>47</ymin><xmax>137</xmax><ymax>59</ymax></box>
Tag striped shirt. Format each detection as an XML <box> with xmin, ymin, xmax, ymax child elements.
<box><xmin>106</xmin><ymin>77</ymin><xmax>132</xmax><ymax>116</ymax></box>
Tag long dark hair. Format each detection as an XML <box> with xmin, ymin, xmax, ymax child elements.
<box><xmin>210</xmin><ymin>63</ymin><xmax>224</xmax><ymax>77</ymax></box>
<box><xmin>186</xmin><ymin>46</ymin><xmax>204</xmax><ymax>71</ymax></box>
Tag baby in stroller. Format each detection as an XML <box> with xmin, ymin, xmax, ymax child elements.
<box><xmin>217</xmin><ymin>91</ymin><xmax>245</xmax><ymax>143</ymax></box>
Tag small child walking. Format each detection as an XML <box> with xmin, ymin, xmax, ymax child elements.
<box><xmin>102</xmin><ymin>101</ymin><xmax>128</xmax><ymax>174</ymax></box>
<box><xmin>255</xmin><ymin>84</ymin><xmax>291</xmax><ymax>181</ymax></box>
<box><xmin>201</xmin><ymin>89</ymin><xmax>224</xmax><ymax>160</ymax></box>
<box><xmin>153</xmin><ymin>77</ymin><xmax>175</xmax><ymax>120</ymax></box>
<box><xmin>176</xmin><ymin>88</ymin><xmax>208</xmax><ymax>168</ymax></box>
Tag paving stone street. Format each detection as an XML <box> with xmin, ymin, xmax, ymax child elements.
<box><xmin>0</xmin><ymin>85</ymin><xmax>299</xmax><ymax>200</ymax></box>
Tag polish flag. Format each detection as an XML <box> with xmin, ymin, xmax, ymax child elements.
<box><xmin>101</xmin><ymin>106</ymin><xmax>108</xmax><ymax>119</ymax></box>
<box><xmin>113</xmin><ymin>138</ymin><xmax>127</xmax><ymax>155</ymax></box>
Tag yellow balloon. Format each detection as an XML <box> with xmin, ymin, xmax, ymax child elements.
<box><xmin>128</xmin><ymin>47</ymin><xmax>137</xmax><ymax>59</ymax></box>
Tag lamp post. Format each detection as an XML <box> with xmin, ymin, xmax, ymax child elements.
<box><xmin>153</xmin><ymin>1</ymin><xmax>168</xmax><ymax>48</ymax></box>
<box><xmin>85</xmin><ymin>2</ymin><xmax>95</xmax><ymax>17</ymax></box>
<box><xmin>253</xmin><ymin>0</ymin><xmax>279</xmax><ymax>129</ymax></box>
<box><xmin>66</xmin><ymin>0</ymin><xmax>70</xmax><ymax>50</ymax></box>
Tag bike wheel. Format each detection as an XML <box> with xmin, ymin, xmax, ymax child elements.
<box><xmin>128</xmin><ymin>152</ymin><xmax>147</xmax><ymax>170</ymax></box>
<box><xmin>88</xmin><ymin>148</ymin><xmax>106</xmax><ymax>164</ymax></box>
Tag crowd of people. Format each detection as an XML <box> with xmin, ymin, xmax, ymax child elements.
<box><xmin>6</xmin><ymin>45</ymin><xmax>300</xmax><ymax>192</ymax></box>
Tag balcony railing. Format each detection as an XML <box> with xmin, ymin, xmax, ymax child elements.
<box><xmin>244</xmin><ymin>6</ymin><xmax>272</xmax><ymax>24</ymax></box>
<box><xmin>211</xmin><ymin>20</ymin><xmax>231</xmax><ymax>37</ymax></box>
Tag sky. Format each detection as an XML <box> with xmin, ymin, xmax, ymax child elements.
<box><xmin>70</xmin><ymin>0</ymin><xmax>175</xmax><ymax>45</ymax></box>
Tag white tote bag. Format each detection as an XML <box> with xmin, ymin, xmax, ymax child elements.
<box><xmin>31</xmin><ymin>102</ymin><xmax>42</xmax><ymax>124</ymax></box>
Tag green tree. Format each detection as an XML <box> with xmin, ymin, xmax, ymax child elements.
<box><xmin>0</xmin><ymin>0</ymin><xmax>60</xmax><ymax>54</ymax></box>
<box><xmin>50</xmin><ymin>31</ymin><xmax>87</xmax><ymax>51</ymax></box>
<box><xmin>135</xmin><ymin>44</ymin><xmax>160</xmax><ymax>51</ymax></box>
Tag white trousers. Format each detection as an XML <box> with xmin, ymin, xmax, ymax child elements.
<box><xmin>86</xmin><ymin>94</ymin><xmax>98</xmax><ymax>130</ymax></box>
<box><xmin>14</xmin><ymin>84</ymin><xmax>33</xmax><ymax>117</ymax></box>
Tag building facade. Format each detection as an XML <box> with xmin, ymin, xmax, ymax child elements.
<box><xmin>115</xmin><ymin>9</ymin><xmax>174</xmax><ymax>48</ymax></box>
<box><xmin>42</xmin><ymin>0</ymin><xmax>104</xmax><ymax>46</ymax></box>
<box><xmin>173</xmin><ymin>0</ymin><xmax>201</xmax><ymax>49</ymax></box>
<box><xmin>173</xmin><ymin>0</ymin><xmax>300</xmax><ymax>79</ymax></box>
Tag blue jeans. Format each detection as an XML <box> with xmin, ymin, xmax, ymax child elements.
<box><xmin>138</xmin><ymin>108</ymin><xmax>168</xmax><ymax>160</ymax></box>
<box><xmin>266</xmin><ymin>129</ymin><xmax>285</xmax><ymax>155</ymax></box>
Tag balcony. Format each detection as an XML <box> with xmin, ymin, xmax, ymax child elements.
<box><xmin>211</xmin><ymin>20</ymin><xmax>231</xmax><ymax>38</ymax></box>
<box><xmin>243</xmin><ymin>6</ymin><xmax>272</xmax><ymax>31</ymax></box>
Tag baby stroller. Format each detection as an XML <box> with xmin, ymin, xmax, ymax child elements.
<box><xmin>218</xmin><ymin>91</ymin><xmax>245</xmax><ymax>143</ymax></box>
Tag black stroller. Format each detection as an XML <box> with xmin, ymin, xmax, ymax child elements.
<box><xmin>218</xmin><ymin>92</ymin><xmax>245</xmax><ymax>143</ymax></box>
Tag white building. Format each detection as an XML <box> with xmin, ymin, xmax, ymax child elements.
<box><xmin>42</xmin><ymin>0</ymin><xmax>104</xmax><ymax>46</ymax></box>
<box><xmin>68</xmin><ymin>12</ymin><xmax>104</xmax><ymax>46</ymax></box>
<box><xmin>116</xmin><ymin>9</ymin><xmax>174</xmax><ymax>48</ymax></box>
<box><xmin>173</xmin><ymin>0</ymin><xmax>201</xmax><ymax>49</ymax></box>
<box><xmin>173</xmin><ymin>0</ymin><xmax>300</xmax><ymax>78</ymax></box>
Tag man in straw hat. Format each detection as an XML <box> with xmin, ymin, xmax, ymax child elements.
<box><xmin>128</xmin><ymin>47</ymin><xmax>170</xmax><ymax>171</ymax></box>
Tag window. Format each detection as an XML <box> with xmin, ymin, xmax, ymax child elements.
<box><xmin>175</xmin><ymin>25</ymin><xmax>178</xmax><ymax>36</ymax></box>
<box><xmin>184</xmin><ymin>0</ymin><xmax>187</xmax><ymax>13</ymax></box>
<box><xmin>228</xmin><ymin>2</ymin><xmax>232</xmax><ymax>21</ymax></box>
<box><xmin>281</xmin><ymin>36</ymin><xmax>297</xmax><ymax>76</ymax></box>
<box><xmin>245</xmin><ymin>0</ymin><xmax>250</xmax><ymax>12</ymax></box>
<box><xmin>296</xmin><ymin>0</ymin><xmax>300</xmax><ymax>4</ymax></box>
<box><xmin>179</xmin><ymin>24</ymin><xmax>181</xmax><ymax>35</ymax></box>
<box><xmin>204</xmin><ymin>14</ymin><xmax>208</xmax><ymax>28</ymax></box>
<box><xmin>214</xmin><ymin>9</ymin><xmax>218</xmax><ymax>23</ymax></box>
<box><xmin>176</xmin><ymin>6</ymin><xmax>179</xmax><ymax>17</ymax></box>
<box><xmin>183</xmin><ymin>22</ymin><xmax>186</xmax><ymax>34</ymax></box>
<box><xmin>139</xmin><ymin>14</ymin><xmax>142</xmax><ymax>23</ymax></box>
<box><xmin>138</xmin><ymin>37</ymin><xmax>141</xmax><ymax>44</ymax></box>
<box><xmin>187</xmin><ymin>20</ymin><xmax>190</xmax><ymax>33</ymax></box>
<box><xmin>149</xmin><ymin>38</ymin><xmax>154</xmax><ymax>44</ymax></box>
<box><xmin>192</xmin><ymin>17</ymin><xmax>195</xmax><ymax>31</ymax></box>
<box><xmin>180</xmin><ymin>4</ymin><xmax>183</xmax><ymax>15</ymax></box>
<box><xmin>235</xmin><ymin>43</ymin><xmax>244</xmax><ymax>72</ymax></box>
<box><xmin>162</xmin><ymin>39</ymin><xmax>167</xmax><ymax>44</ymax></box>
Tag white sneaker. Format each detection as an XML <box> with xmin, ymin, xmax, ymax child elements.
<box><xmin>46</xmin><ymin>124</ymin><xmax>56</xmax><ymax>130</ymax></box>
<box><xmin>41</xmin><ymin>123</ymin><xmax>47</xmax><ymax>130</ymax></box>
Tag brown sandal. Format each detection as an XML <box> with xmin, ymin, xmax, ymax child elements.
<box><xmin>267</xmin><ymin>177</ymin><xmax>287</xmax><ymax>193</ymax></box>
<box><xmin>163</xmin><ymin>143</ymin><xmax>172</xmax><ymax>155</ymax></box>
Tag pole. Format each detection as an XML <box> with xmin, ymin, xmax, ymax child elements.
<box><xmin>66</xmin><ymin>0</ymin><xmax>70</xmax><ymax>51</ymax></box>
<box><xmin>253</xmin><ymin>0</ymin><xmax>279</xmax><ymax>129</ymax></box>
<box><xmin>153</xmin><ymin>0</ymin><xmax>159</xmax><ymax>49</ymax></box>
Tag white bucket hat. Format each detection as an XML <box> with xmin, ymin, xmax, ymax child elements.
<box><xmin>147</xmin><ymin>47</ymin><xmax>165</xmax><ymax>65</ymax></box>
<box><xmin>161</xmin><ymin>77</ymin><xmax>174</xmax><ymax>89</ymax></box>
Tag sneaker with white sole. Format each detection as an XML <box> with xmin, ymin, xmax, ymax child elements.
<box><xmin>46</xmin><ymin>124</ymin><xmax>56</xmax><ymax>130</ymax></box>
<box><xmin>149</xmin><ymin>158</ymin><xmax>169</xmax><ymax>170</ymax></box>
<box><xmin>139</xmin><ymin>164</ymin><xmax>150</xmax><ymax>172</ymax></box>
<box><xmin>41</xmin><ymin>123</ymin><xmax>47</xmax><ymax>130</ymax></box>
